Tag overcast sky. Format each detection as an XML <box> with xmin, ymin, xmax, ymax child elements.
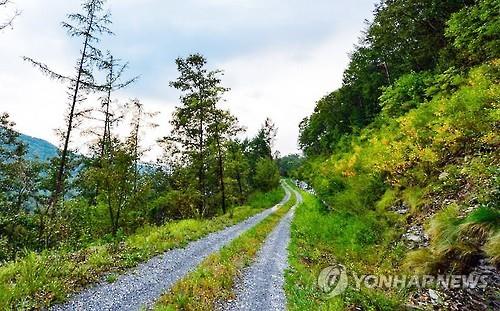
<box><xmin>0</xmin><ymin>0</ymin><xmax>376</xmax><ymax>159</ymax></box>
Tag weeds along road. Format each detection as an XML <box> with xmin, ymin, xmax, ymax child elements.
<box><xmin>223</xmin><ymin>184</ymin><xmax>302</xmax><ymax>311</ymax></box>
<box><xmin>51</xmin><ymin>184</ymin><xmax>292</xmax><ymax>311</ymax></box>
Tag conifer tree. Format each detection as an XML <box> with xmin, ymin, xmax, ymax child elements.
<box><xmin>23</xmin><ymin>0</ymin><xmax>112</xmax><ymax>211</ymax></box>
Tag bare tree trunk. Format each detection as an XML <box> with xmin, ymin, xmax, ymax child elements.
<box><xmin>51</xmin><ymin>12</ymin><xmax>95</xmax><ymax>211</ymax></box>
<box><xmin>198</xmin><ymin>107</ymin><xmax>206</xmax><ymax>217</ymax></box>
<box><xmin>216</xmin><ymin>135</ymin><xmax>226</xmax><ymax>214</ymax></box>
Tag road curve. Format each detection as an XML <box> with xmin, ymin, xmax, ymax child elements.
<box><xmin>223</xmin><ymin>183</ymin><xmax>302</xmax><ymax>311</ymax></box>
<box><xmin>51</xmin><ymin>184</ymin><xmax>292</xmax><ymax>311</ymax></box>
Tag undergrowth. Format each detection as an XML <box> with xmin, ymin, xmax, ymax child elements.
<box><xmin>0</xmin><ymin>187</ymin><xmax>285</xmax><ymax>310</ymax></box>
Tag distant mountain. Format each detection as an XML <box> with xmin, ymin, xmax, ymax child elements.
<box><xmin>19</xmin><ymin>134</ymin><xmax>59</xmax><ymax>162</ymax></box>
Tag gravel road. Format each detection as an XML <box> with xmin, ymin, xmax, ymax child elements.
<box><xmin>51</xmin><ymin>184</ymin><xmax>291</xmax><ymax>311</ymax></box>
<box><xmin>223</xmin><ymin>185</ymin><xmax>302</xmax><ymax>311</ymax></box>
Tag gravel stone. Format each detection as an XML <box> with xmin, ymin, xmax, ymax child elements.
<box><xmin>223</xmin><ymin>185</ymin><xmax>302</xmax><ymax>311</ymax></box>
<box><xmin>51</xmin><ymin>185</ymin><xmax>292</xmax><ymax>311</ymax></box>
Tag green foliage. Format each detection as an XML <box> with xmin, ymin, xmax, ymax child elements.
<box><xmin>298</xmin><ymin>60</ymin><xmax>499</xmax><ymax>306</ymax></box>
<box><xmin>484</xmin><ymin>232</ymin><xmax>500</xmax><ymax>265</ymax></box>
<box><xmin>446</xmin><ymin>0</ymin><xmax>500</xmax><ymax>65</ymax></box>
<box><xmin>246</xmin><ymin>186</ymin><xmax>285</xmax><ymax>209</ymax></box>
<box><xmin>253</xmin><ymin>158</ymin><xmax>281</xmax><ymax>192</ymax></box>
<box><xmin>277</xmin><ymin>154</ymin><xmax>304</xmax><ymax>177</ymax></box>
<box><xmin>379</xmin><ymin>71</ymin><xmax>433</xmax><ymax>117</ymax></box>
<box><xmin>299</xmin><ymin>0</ymin><xmax>478</xmax><ymax>156</ymax></box>
<box><xmin>285</xmin><ymin>190</ymin><xmax>403</xmax><ymax>310</ymax></box>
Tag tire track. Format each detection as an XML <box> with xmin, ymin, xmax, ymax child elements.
<box><xmin>223</xmin><ymin>184</ymin><xmax>302</xmax><ymax>311</ymax></box>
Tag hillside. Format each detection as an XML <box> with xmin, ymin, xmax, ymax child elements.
<box><xmin>290</xmin><ymin>0</ymin><xmax>499</xmax><ymax>309</ymax></box>
<box><xmin>19</xmin><ymin>133</ymin><xmax>59</xmax><ymax>161</ymax></box>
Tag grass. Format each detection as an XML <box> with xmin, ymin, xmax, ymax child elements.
<box><xmin>153</xmin><ymin>184</ymin><xmax>297</xmax><ymax>311</ymax></box>
<box><xmin>285</xmin><ymin>190</ymin><xmax>405</xmax><ymax>311</ymax></box>
<box><xmin>0</xmin><ymin>187</ymin><xmax>285</xmax><ymax>310</ymax></box>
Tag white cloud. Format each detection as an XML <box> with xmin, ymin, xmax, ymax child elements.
<box><xmin>218</xmin><ymin>30</ymin><xmax>360</xmax><ymax>155</ymax></box>
<box><xmin>1</xmin><ymin>0</ymin><xmax>375</xmax><ymax>159</ymax></box>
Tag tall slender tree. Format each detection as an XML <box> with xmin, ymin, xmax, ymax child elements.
<box><xmin>23</xmin><ymin>0</ymin><xmax>112</xmax><ymax>212</ymax></box>
<box><xmin>208</xmin><ymin>108</ymin><xmax>241</xmax><ymax>214</ymax></box>
<box><xmin>98</xmin><ymin>53</ymin><xmax>137</xmax><ymax>158</ymax></box>
<box><xmin>126</xmin><ymin>100</ymin><xmax>158</xmax><ymax>190</ymax></box>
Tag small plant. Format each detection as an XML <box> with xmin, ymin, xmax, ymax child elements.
<box><xmin>106</xmin><ymin>273</ymin><xmax>118</xmax><ymax>283</ymax></box>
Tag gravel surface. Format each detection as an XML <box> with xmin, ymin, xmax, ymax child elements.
<box><xmin>51</xmin><ymin>185</ymin><xmax>291</xmax><ymax>311</ymax></box>
<box><xmin>223</xmin><ymin>185</ymin><xmax>302</xmax><ymax>311</ymax></box>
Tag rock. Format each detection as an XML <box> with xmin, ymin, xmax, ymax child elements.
<box><xmin>439</xmin><ymin>171</ymin><xmax>449</xmax><ymax>180</ymax></box>
<box><xmin>406</xmin><ymin>234</ymin><xmax>422</xmax><ymax>243</ymax></box>
<box><xmin>428</xmin><ymin>289</ymin><xmax>441</xmax><ymax>304</ymax></box>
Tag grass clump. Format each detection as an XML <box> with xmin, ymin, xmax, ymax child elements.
<box><xmin>154</xmin><ymin>186</ymin><xmax>297</xmax><ymax>311</ymax></box>
<box><xmin>405</xmin><ymin>206</ymin><xmax>500</xmax><ymax>273</ymax></box>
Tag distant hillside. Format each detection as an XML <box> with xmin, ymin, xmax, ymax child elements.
<box><xmin>19</xmin><ymin>134</ymin><xmax>59</xmax><ymax>161</ymax></box>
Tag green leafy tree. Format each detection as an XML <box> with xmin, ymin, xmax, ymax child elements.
<box><xmin>225</xmin><ymin>140</ymin><xmax>250</xmax><ymax>205</ymax></box>
<box><xmin>445</xmin><ymin>0</ymin><xmax>500</xmax><ymax>65</ymax></box>
<box><xmin>0</xmin><ymin>113</ymin><xmax>42</xmax><ymax>260</ymax></box>
<box><xmin>254</xmin><ymin>158</ymin><xmax>281</xmax><ymax>192</ymax></box>
<box><xmin>166</xmin><ymin>54</ymin><xmax>239</xmax><ymax>216</ymax></box>
<box><xmin>278</xmin><ymin>154</ymin><xmax>304</xmax><ymax>178</ymax></box>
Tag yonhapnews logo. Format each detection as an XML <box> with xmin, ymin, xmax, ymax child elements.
<box><xmin>317</xmin><ymin>265</ymin><xmax>489</xmax><ymax>298</ymax></box>
<box><xmin>317</xmin><ymin>264</ymin><xmax>348</xmax><ymax>298</ymax></box>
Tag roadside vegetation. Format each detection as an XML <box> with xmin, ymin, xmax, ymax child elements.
<box><xmin>154</xmin><ymin>184</ymin><xmax>297</xmax><ymax>311</ymax></box>
<box><xmin>292</xmin><ymin>0</ymin><xmax>499</xmax><ymax>309</ymax></box>
<box><xmin>285</xmin><ymin>190</ymin><xmax>404</xmax><ymax>310</ymax></box>
<box><xmin>0</xmin><ymin>187</ymin><xmax>284</xmax><ymax>309</ymax></box>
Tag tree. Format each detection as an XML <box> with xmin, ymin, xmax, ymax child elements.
<box><xmin>0</xmin><ymin>113</ymin><xmax>43</xmax><ymax>260</ymax></box>
<box><xmin>166</xmin><ymin>53</ymin><xmax>239</xmax><ymax>216</ymax></box>
<box><xmin>225</xmin><ymin>140</ymin><xmax>250</xmax><ymax>205</ymax></box>
<box><xmin>97</xmin><ymin>52</ymin><xmax>137</xmax><ymax>160</ymax></box>
<box><xmin>92</xmin><ymin>139</ymin><xmax>135</xmax><ymax>235</ymax></box>
<box><xmin>278</xmin><ymin>154</ymin><xmax>304</xmax><ymax>178</ymax></box>
<box><xmin>79</xmin><ymin>53</ymin><xmax>137</xmax><ymax>205</ymax></box>
<box><xmin>208</xmin><ymin>109</ymin><xmax>241</xmax><ymax>213</ymax></box>
<box><xmin>445</xmin><ymin>0</ymin><xmax>500</xmax><ymax>65</ymax></box>
<box><xmin>254</xmin><ymin>158</ymin><xmax>280</xmax><ymax>192</ymax></box>
<box><xmin>23</xmin><ymin>0</ymin><xmax>112</xmax><ymax>212</ymax></box>
<box><xmin>125</xmin><ymin>99</ymin><xmax>157</xmax><ymax>192</ymax></box>
<box><xmin>246</xmin><ymin>118</ymin><xmax>277</xmax><ymax>174</ymax></box>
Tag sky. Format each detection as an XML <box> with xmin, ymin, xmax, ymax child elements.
<box><xmin>0</xmin><ymin>0</ymin><xmax>377</xmax><ymax>160</ymax></box>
